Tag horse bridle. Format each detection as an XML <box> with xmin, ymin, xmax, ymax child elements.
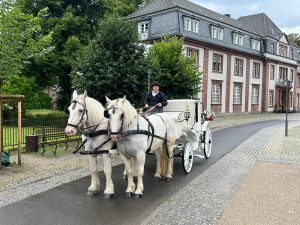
<box><xmin>104</xmin><ymin>105</ymin><xmax>124</xmax><ymax>135</ymax></box>
<box><xmin>65</xmin><ymin>100</ymin><xmax>88</xmax><ymax>129</ymax></box>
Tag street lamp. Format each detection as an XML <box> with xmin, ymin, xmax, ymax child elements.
<box><xmin>284</xmin><ymin>79</ymin><xmax>291</xmax><ymax>137</ymax></box>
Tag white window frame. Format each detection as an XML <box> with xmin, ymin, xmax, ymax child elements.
<box><xmin>234</xmin><ymin>58</ymin><xmax>243</xmax><ymax>76</ymax></box>
<box><xmin>251</xmin><ymin>39</ymin><xmax>260</xmax><ymax>51</ymax></box>
<box><xmin>138</xmin><ymin>21</ymin><xmax>149</xmax><ymax>40</ymax></box>
<box><xmin>192</xmin><ymin>20</ymin><xmax>199</xmax><ymax>33</ymax></box>
<box><xmin>184</xmin><ymin>17</ymin><xmax>191</xmax><ymax>31</ymax></box>
<box><xmin>252</xmin><ymin>85</ymin><xmax>259</xmax><ymax>104</ymax></box>
<box><xmin>279</xmin><ymin>44</ymin><xmax>288</xmax><ymax>57</ymax></box>
<box><xmin>290</xmin><ymin>69</ymin><xmax>294</xmax><ymax>81</ymax></box>
<box><xmin>233</xmin><ymin>33</ymin><xmax>243</xmax><ymax>45</ymax></box>
<box><xmin>253</xmin><ymin>62</ymin><xmax>260</xmax><ymax>78</ymax></box>
<box><xmin>269</xmin><ymin>90</ymin><xmax>274</xmax><ymax>107</ymax></box>
<box><xmin>270</xmin><ymin>43</ymin><xmax>275</xmax><ymax>54</ymax></box>
<box><xmin>211</xmin><ymin>26</ymin><xmax>223</xmax><ymax>40</ymax></box>
<box><xmin>270</xmin><ymin>65</ymin><xmax>275</xmax><ymax>80</ymax></box>
<box><xmin>233</xmin><ymin>84</ymin><xmax>242</xmax><ymax>104</ymax></box>
<box><xmin>212</xmin><ymin>53</ymin><xmax>223</xmax><ymax>73</ymax></box>
<box><xmin>211</xmin><ymin>82</ymin><xmax>222</xmax><ymax>104</ymax></box>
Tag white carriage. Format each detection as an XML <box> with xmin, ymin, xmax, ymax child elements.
<box><xmin>163</xmin><ymin>99</ymin><xmax>213</xmax><ymax>174</ymax></box>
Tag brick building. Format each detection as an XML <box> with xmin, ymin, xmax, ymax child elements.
<box><xmin>127</xmin><ymin>0</ymin><xmax>300</xmax><ymax>113</ymax></box>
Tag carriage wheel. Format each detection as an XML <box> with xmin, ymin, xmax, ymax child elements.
<box><xmin>203</xmin><ymin>126</ymin><xmax>212</xmax><ymax>158</ymax></box>
<box><xmin>182</xmin><ymin>141</ymin><xmax>194</xmax><ymax>174</ymax></box>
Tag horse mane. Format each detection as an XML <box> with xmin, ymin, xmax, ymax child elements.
<box><xmin>121</xmin><ymin>99</ymin><xmax>137</xmax><ymax>130</ymax></box>
<box><xmin>78</xmin><ymin>95</ymin><xmax>105</xmax><ymax>124</ymax></box>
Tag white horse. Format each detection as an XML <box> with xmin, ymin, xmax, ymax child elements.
<box><xmin>65</xmin><ymin>90</ymin><xmax>115</xmax><ymax>199</ymax></box>
<box><xmin>105</xmin><ymin>96</ymin><xmax>177</xmax><ymax>198</ymax></box>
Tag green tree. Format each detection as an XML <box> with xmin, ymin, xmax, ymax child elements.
<box><xmin>104</xmin><ymin>0</ymin><xmax>146</xmax><ymax>17</ymax></box>
<box><xmin>147</xmin><ymin>36</ymin><xmax>202</xmax><ymax>99</ymax></box>
<box><xmin>0</xmin><ymin>0</ymin><xmax>53</xmax><ymax>92</ymax></box>
<box><xmin>2</xmin><ymin>76</ymin><xmax>52</xmax><ymax>109</ymax></box>
<box><xmin>73</xmin><ymin>15</ymin><xmax>148</xmax><ymax>106</ymax></box>
<box><xmin>288</xmin><ymin>33</ymin><xmax>300</xmax><ymax>47</ymax></box>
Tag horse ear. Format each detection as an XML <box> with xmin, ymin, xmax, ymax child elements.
<box><xmin>105</xmin><ymin>96</ymin><xmax>112</xmax><ymax>104</ymax></box>
<box><xmin>121</xmin><ymin>95</ymin><xmax>126</xmax><ymax>104</ymax></box>
<box><xmin>83</xmin><ymin>90</ymin><xmax>87</xmax><ymax>98</ymax></box>
<box><xmin>72</xmin><ymin>90</ymin><xmax>78</xmax><ymax>99</ymax></box>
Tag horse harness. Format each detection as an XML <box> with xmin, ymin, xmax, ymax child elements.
<box><xmin>65</xmin><ymin>100</ymin><xmax>113</xmax><ymax>155</ymax></box>
<box><xmin>105</xmin><ymin>108</ymin><xmax>172</xmax><ymax>158</ymax></box>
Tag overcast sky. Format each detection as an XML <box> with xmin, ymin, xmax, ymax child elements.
<box><xmin>190</xmin><ymin>0</ymin><xmax>300</xmax><ymax>34</ymax></box>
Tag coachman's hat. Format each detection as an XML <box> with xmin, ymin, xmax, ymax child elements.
<box><xmin>151</xmin><ymin>82</ymin><xmax>160</xmax><ymax>87</ymax></box>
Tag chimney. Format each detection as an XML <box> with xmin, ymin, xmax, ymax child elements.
<box><xmin>224</xmin><ymin>14</ymin><xmax>231</xmax><ymax>17</ymax></box>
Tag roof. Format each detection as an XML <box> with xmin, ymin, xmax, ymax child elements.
<box><xmin>238</xmin><ymin>13</ymin><xmax>284</xmax><ymax>40</ymax></box>
<box><xmin>127</xmin><ymin>0</ymin><xmax>258</xmax><ymax>35</ymax></box>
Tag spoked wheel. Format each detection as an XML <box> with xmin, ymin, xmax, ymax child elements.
<box><xmin>203</xmin><ymin>126</ymin><xmax>212</xmax><ymax>158</ymax></box>
<box><xmin>182</xmin><ymin>141</ymin><xmax>194</xmax><ymax>174</ymax></box>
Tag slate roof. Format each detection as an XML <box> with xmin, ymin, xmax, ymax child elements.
<box><xmin>127</xmin><ymin>0</ymin><xmax>258</xmax><ymax>35</ymax></box>
<box><xmin>238</xmin><ymin>13</ymin><xmax>284</xmax><ymax>40</ymax></box>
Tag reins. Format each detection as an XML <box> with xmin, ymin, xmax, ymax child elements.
<box><xmin>66</xmin><ymin>99</ymin><xmax>112</xmax><ymax>155</ymax></box>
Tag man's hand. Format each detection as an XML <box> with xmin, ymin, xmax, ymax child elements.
<box><xmin>145</xmin><ymin>104</ymin><xmax>149</xmax><ymax>108</ymax></box>
<box><xmin>157</xmin><ymin>103</ymin><xmax>162</xmax><ymax>107</ymax></box>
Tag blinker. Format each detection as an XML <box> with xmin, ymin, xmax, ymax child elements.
<box><xmin>104</xmin><ymin>109</ymin><xmax>110</xmax><ymax>118</ymax></box>
<box><xmin>64</xmin><ymin>105</ymin><xmax>70</xmax><ymax>114</ymax></box>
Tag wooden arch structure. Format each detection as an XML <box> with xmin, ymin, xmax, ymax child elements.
<box><xmin>0</xmin><ymin>95</ymin><xmax>24</xmax><ymax>166</ymax></box>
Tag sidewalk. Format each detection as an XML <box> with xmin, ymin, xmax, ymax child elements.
<box><xmin>1</xmin><ymin>112</ymin><xmax>300</xmax><ymax>224</ymax></box>
<box><xmin>141</xmin><ymin>116</ymin><xmax>300</xmax><ymax>225</ymax></box>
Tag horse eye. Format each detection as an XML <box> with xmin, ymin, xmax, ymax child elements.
<box><xmin>79</xmin><ymin>109</ymin><xmax>83</xmax><ymax>113</ymax></box>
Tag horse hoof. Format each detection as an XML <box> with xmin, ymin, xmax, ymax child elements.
<box><xmin>133</xmin><ymin>193</ymin><xmax>142</xmax><ymax>199</ymax></box>
<box><xmin>87</xmin><ymin>190</ymin><xmax>98</xmax><ymax>196</ymax></box>
<box><xmin>166</xmin><ymin>177</ymin><xmax>172</xmax><ymax>182</ymax></box>
<box><xmin>126</xmin><ymin>192</ymin><xmax>134</xmax><ymax>198</ymax></box>
<box><xmin>103</xmin><ymin>193</ymin><xmax>114</xmax><ymax>199</ymax></box>
<box><xmin>153</xmin><ymin>176</ymin><xmax>161</xmax><ymax>181</ymax></box>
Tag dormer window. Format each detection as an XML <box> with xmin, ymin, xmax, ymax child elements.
<box><xmin>192</xmin><ymin>20</ymin><xmax>199</xmax><ymax>33</ymax></box>
<box><xmin>270</xmin><ymin>43</ymin><xmax>275</xmax><ymax>54</ymax></box>
<box><xmin>279</xmin><ymin>44</ymin><xmax>288</xmax><ymax>57</ymax></box>
<box><xmin>184</xmin><ymin>17</ymin><xmax>199</xmax><ymax>33</ymax></box>
<box><xmin>251</xmin><ymin>39</ymin><xmax>260</xmax><ymax>51</ymax></box>
<box><xmin>138</xmin><ymin>21</ymin><xmax>149</xmax><ymax>40</ymax></box>
<box><xmin>211</xmin><ymin>26</ymin><xmax>223</xmax><ymax>40</ymax></box>
<box><xmin>184</xmin><ymin>17</ymin><xmax>191</xmax><ymax>31</ymax></box>
<box><xmin>233</xmin><ymin>33</ymin><xmax>243</xmax><ymax>45</ymax></box>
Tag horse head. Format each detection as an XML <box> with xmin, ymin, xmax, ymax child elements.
<box><xmin>65</xmin><ymin>90</ymin><xmax>88</xmax><ymax>136</ymax></box>
<box><xmin>105</xmin><ymin>96</ymin><xmax>126</xmax><ymax>141</ymax></box>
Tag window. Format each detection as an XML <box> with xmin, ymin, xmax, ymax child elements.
<box><xmin>269</xmin><ymin>90</ymin><xmax>274</xmax><ymax>107</ymax></box>
<box><xmin>212</xmin><ymin>53</ymin><xmax>223</xmax><ymax>73</ymax></box>
<box><xmin>234</xmin><ymin>58</ymin><xmax>243</xmax><ymax>76</ymax></box>
<box><xmin>233</xmin><ymin>83</ymin><xmax>242</xmax><ymax>104</ymax></box>
<box><xmin>289</xmin><ymin>93</ymin><xmax>293</xmax><ymax>107</ymax></box>
<box><xmin>184</xmin><ymin>17</ymin><xmax>191</xmax><ymax>31</ymax></box>
<box><xmin>252</xmin><ymin>62</ymin><xmax>260</xmax><ymax>78</ymax></box>
<box><xmin>251</xmin><ymin>39</ymin><xmax>260</xmax><ymax>50</ymax></box>
<box><xmin>186</xmin><ymin>48</ymin><xmax>199</xmax><ymax>66</ymax></box>
<box><xmin>270</xmin><ymin>65</ymin><xmax>275</xmax><ymax>80</ymax></box>
<box><xmin>211</xmin><ymin>82</ymin><xmax>222</xmax><ymax>104</ymax></box>
<box><xmin>290</xmin><ymin>69</ymin><xmax>294</xmax><ymax>81</ymax></box>
<box><xmin>252</xmin><ymin>85</ymin><xmax>259</xmax><ymax>104</ymax></box>
<box><xmin>279</xmin><ymin>67</ymin><xmax>288</xmax><ymax>80</ymax></box>
<box><xmin>211</xmin><ymin>26</ymin><xmax>223</xmax><ymax>40</ymax></box>
<box><xmin>233</xmin><ymin>33</ymin><xmax>243</xmax><ymax>45</ymax></box>
<box><xmin>279</xmin><ymin>44</ymin><xmax>288</xmax><ymax>57</ymax></box>
<box><xmin>270</xmin><ymin>43</ymin><xmax>275</xmax><ymax>54</ymax></box>
<box><xmin>291</xmin><ymin>48</ymin><xmax>294</xmax><ymax>59</ymax></box>
<box><xmin>138</xmin><ymin>21</ymin><xmax>149</xmax><ymax>40</ymax></box>
<box><xmin>192</xmin><ymin>20</ymin><xmax>199</xmax><ymax>33</ymax></box>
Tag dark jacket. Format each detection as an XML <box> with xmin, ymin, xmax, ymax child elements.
<box><xmin>144</xmin><ymin>92</ymin><xmax>168</xmax><ymax>113</ymax></box>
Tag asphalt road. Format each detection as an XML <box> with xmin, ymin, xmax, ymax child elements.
<box><xmin>0</xmin><ymin>120</ymin><xmax>283</xmax><ymax>225</ymax></box>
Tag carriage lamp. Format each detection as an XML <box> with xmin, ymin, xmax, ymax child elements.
<box><xmin>184</xmin><ymin>106</ymin><xmax>191</xmax><ymax>120</ymax></box>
